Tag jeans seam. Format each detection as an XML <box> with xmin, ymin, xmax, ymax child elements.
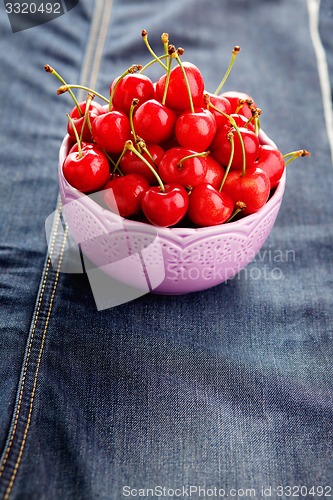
<box><xmin>0</xmin><ymin>199</ymin><xmax>62</xmax><ymax>481</ymax></box>
<box><xmin>0</xmin><ymin>0</ymin><xmax>114</xmax><ymax>496</ymax></box>
<box><xmin>308</xmin><ymin>0</ymin><xmax>333</xmax><ymax>164</ymax></box>
<box><xmin>4</xmin><ymin>217</ymin><xmax>69</xmax><ymax>500</ymax></box>
<box><xmin>83</xmin><ymin>0</ymin><xmax>114</xmax><ymax>95</ymax></box>
<box><xmin>77</xmin><ymin>0</ymin><xmax>105</xmax><ymax>96</ymax></box>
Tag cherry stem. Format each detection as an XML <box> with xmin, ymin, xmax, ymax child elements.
<box><xmin>207</xmin><ymin>96</ymin><xmax>247</xmax><ymax>176</ymax></box>
<box><xmin>101</xmin><ymin>150</ymin><xmax>118</xmax><ymax>172</ymax></box>
<box><xmin>233</xmin><ymin>120</ymin><xmax>246</xmax><ymax>176</ymax></box>
<box><xmin>235</xmin><ymin>98</ymin><xmax>251</xmax><ymax>114</ymax></box>
<box><xmin>141</xmin><ymin>29</ymin><xmax>168</xmax><ymax>71</ymax></box>
<box><xmin>255</xmin><ymin>116</ymin><xmax>260</xmax><ymax>136</ymax></box>
<box><xmin>162</xmin><ymin>32</ymin><xmax>169</xmax><ymax>55</ymax></box>
<box><xmin>178</xmin><ymin>151</ymin><xmax>210</xmax><ymax>169</ymax></box>
<box><xmin>227</xmin><ymin>201</ymin><xmax>246</xmax><ymax>222</ymax></box>
<box><xmin>138</xmin><ymin>142</ymin><xmax>159</xmax><ymax>170</ymax></box>
<box><xmin>251</xmin><ymin>107</ymin><xmax>261</xmax><ymax>136</ymax></box>
<box><xmin>58</xmin><ymin>84</ymin><xmax>109</xmax><ymax>103</ymax></box>
<box><xmin>162</xmin><ymin>52</ymin><xmax>173</xmax><ymax>105</ymax></box>
<box><xmin>113</xmin><ymin>145</ymin><xmax>129</xmax><ymax>175</ymax></box>
<box><xmin>44</xmin><ymin>64</ymin><xmax>82</xmax><ymax>116</ymax></box>
<box><xmin>125</xmin><ymin>140</ymin><xmax>165</xmax><ymax>192</ymax></box>
<box><xmin>173</xmin><ymin>48</ymin><xmax>195</xmax><ymax>114</ymax></box>
<box><xmin>139</xmin><ymin>54</ymin><xmax>168</xmax><ymax>73</ymax></box>
<box><xmin>66</xmin><ymin>113</ymin><xmax>82</xmax><ymax>158</ymax></box>
<box><xmin>79</xmin><ymin>93</ymin><xmax>94</xmax><ymax>143</ymax></box>
<box><xmin>283</xmin><ymin>149</ymin><xmax>311</xmax><ymax>166</ymax></box>
<box><xmin>244</xmin><ymin>115</ymin><xmax>254</xmax><ymax>128</ymax></box>
<box><xmin>129</xmin><ymin>99</ymin><xmax>140</xmax><ymax>148</ymax></box>
<box><xmin>214</xmin><ymin>46</ymin><xmax>241</xmax><ymax>95</ymax></box>
<box><xmin>109</xmin><ymin>65</ymin><xmax>142</xmax><ymax>111</ymax></box>
<box><xmin>219</xmin><ymin>132</ymin><xmax>235</xmax><ymax>192</ymax></box>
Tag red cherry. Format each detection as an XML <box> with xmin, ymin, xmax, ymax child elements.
<box><xmin>211</xmin><ymin>126</ymin><xmax>259</xmax><ymax>170</ymax></box>
<box><xmin>229</xmin><ymin>113</ymin><xmax>255</xmax><ymax>132</ymax></box>
<box><xmin>68</xmin><ymin>141</ymin><xmax>100</xmax><ymax>155</ymax></box>
<box><xmin>110</xmin><ymin>73</ymin><xmax>154</xmax><ymax>115</ymax></box>
<box><xmin>155</xmin><ymin>62</ymin><xmax>205</xmax><ymax>112</ymax></box>
<box><xmin>216</xmin><ymin>114</ymin><xmax>255</xmax><ymax>138</ymax></box>
<box><xmin>133</xmin><ymin>99</ymin><xmax>176</xmax><ymax>144</ymax></box>
<box><xmin>67</xmin><ymin>101</ymin><xmax>105</xmax><ymax>142</ymax></box>
<box><xmin>158</xmin><ymin>147</ymin><xmax>208</xmax><ymax>189</ymax></box>
<box><xmin>221</xmin><ymin>90</ymin><xmax>256</xmax><ymax>119</ymax></box>
<box><xmin>205</xmin><ymin>92</ymin><xmax>232</xmax><ymax>130</ymax></box>
<box><xmin>69</xmin><ymin>100</ymin><xmax>104</xmax><ymax>119</ymax></box>
<box><xmin>222</xmin><ymin>166</ymin><xmax>270</xmax><ymax>215</ymax></box>
<box><xmin>92</xmin><ymin>111</ymin><xmax>131</xmax><ymax>154</ymax></box>
<box><xmin>103</xmin><ymin>173</ymin><xmax>150</xmax><ymax>218</ymax></box>
<box><xmin>63</xmin><ymin>147</ymin><xmax>110</xmax><ymax>194</ymax></box>
<box><xmin>187</xmin><ymin>183</ymin><xmax>234</xmax><ymax>226</ymax></box>
<box><xmin>141</xmin><ymin>184</ymin><xmax>189</xmax><ymax>227</ymax></box>
<box><xmin>256</xmin><ymin>145</ymin><xmax>285</xmax><ymax>189</ymax></box>
<box><xmin>175</xmin><ymin>109</ymin><xmax>217</xmax><ymax>152</ymax></box>
<box><xmin>120</xmin><ymin>144</ymin><xmax>164</xmax><ymax>184</ymax></box>
<box><xmin>203</xmin><ymin>156</ymin><xmax>225</xmax><ymax>190</ymax></box>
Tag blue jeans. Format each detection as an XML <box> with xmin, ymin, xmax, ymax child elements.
<box><xmin>1</xmin><ymin>0</ymin><xmax>333</xmax><ymax>498</ymax></box>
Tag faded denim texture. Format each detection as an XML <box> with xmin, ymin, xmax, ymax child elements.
<box><xmin>0</xmin><ymin>0</ymin><xmax>333</xmax><ymax>498</ymax></box>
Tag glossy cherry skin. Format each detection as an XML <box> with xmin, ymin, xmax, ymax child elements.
<box><xmin>68</xmin><ymin>141</ymin><xmax>101</xmax><ymax>155</ymax></box>
<box><xmin>120</xmin><ymin>144</ymin><xmax>164</xmax><ymax>185</ymax></box>
<box><xmin>92</xmin><ymin>111</ymin><xmax>131</xmax><ymax>154</ymax></box>
<box><xmin>103</xmin><ymin>173</ymin><xmax>150</xmax><ymax>218</ymax></box>
<box><xmin>205</xmin><ymin>92</ymin><xmax>232</xmax><ymax>130</ymax></box>
<box><xmin>222</xmin><ymin>166</ymin><xmax>270</xmax><ymax>215</ymax></box>
<box><xmin>211</xmin><ymin>126</ymin><xmax>259</xmax><ymax>170</ymax></box>
<box><xmin>63</xmin><ymin>147</ymin><xmax>110</xmax><ymax>194</ymax></box>
<box><xmin>175</xmin><ymin>109</ymin><xmax>217</xmax><ymax>152</ymax></box>
<box><xmin>229</xmin><ymin>113</ymin><xmax>255</xmax><ymax>132</ymax></box>
<box><xmin>158</xmin><ymin>147</ymin><xmax>208</xmax><ymax>189</ymax></box>
<box><xmin>133</xmin><ymin>99</ymin><xmax>177</xmax><ymax>144</ymax></box>
<box><xmin>203</xmin><ymin>156</ymin><xmax>225</xmax><ymax>190</ymax></box>
<box><xmin>221</xmin><ymin>90</ymin><xmax>256</xmax><ymax>119</ymax></box>
<box><xmin>217</xmin><ymin>114</ymin><xmax>255</xmax><ymax>138</ymax></box>
<box><xmin>69</xmin><ymin>100</ymin><xmax>105</xmax><ymax>119</ymax></box>
<box><xmin>256</xmin><ymin>145</ymin><xmax>285</xmax><ymax>189</ymax></box>
<box><xmin>110</xmin><ymin>73</ymin><xmax>154</xmax><ymax>115</ymax></box>
<box><xmin>155</xmin><ymin>62</ymin><xmax>205</xmax><ymax>112</ymax></box>
<box><xmin>141</xmin><ymin>184</ymin><xmax>189</xmax><ymax>227</ymax></box>
<box><xmin>67</xmin><ymin>101</ymin><xmax>105</xmax><ymax>142</ymax></box>
<box><xmin>187</xmin><ymin>183</ymin><xmax>234</xmax><ymax>227</ymax></box>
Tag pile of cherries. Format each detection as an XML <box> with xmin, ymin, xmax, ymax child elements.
<box><xmin>47</xmin><ymin>30</ymin><xmax>309</xmax><ymax>227</ymax></box>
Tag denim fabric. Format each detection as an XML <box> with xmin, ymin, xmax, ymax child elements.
<box><xmin>1</xmin><ymin>0</ymin><xmax>333</xmax><ymax>499</ymax></box>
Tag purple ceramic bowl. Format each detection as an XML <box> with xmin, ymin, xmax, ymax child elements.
<box><xmin>58</xmin><ymin>133</ymin><xmax>286</xmax><ymax>295</ymax></box>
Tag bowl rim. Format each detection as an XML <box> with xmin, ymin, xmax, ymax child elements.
<box><xmin>59</xmin><ymin>133</ymin><xmax>286</xmax><ymax>237</ymax></box>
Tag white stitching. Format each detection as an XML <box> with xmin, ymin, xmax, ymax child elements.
<box><xmin>308</xmin><ymin>0</ymin><xmax>333</xmax><ymax>165</ymax></box>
